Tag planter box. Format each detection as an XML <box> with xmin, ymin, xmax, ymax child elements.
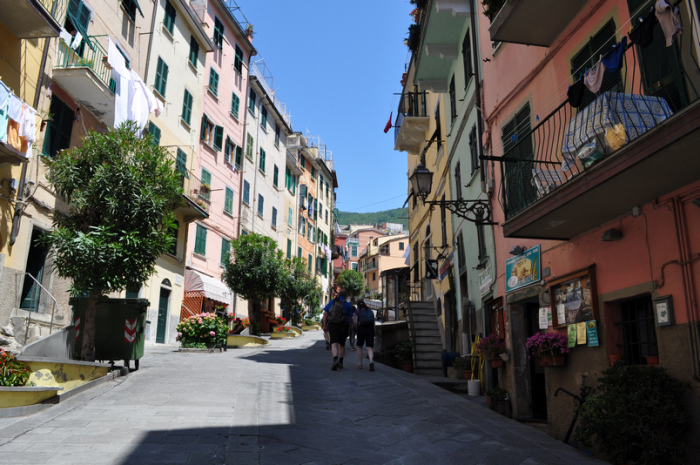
<box><xmin>0</xmin><ymin>386</ymin><xmax>63</xmax><ymax>409</ymax></box>
<box><xmin>270</xmin><ymin>332</ymin><xmax>296</xmax><ymax>339</ymax></box>
<box><xmin>536</xmin><ymin>354</ymin><xmax>566</xmax><ymax>367</ymax></box>
<box><xmin>226</xmin><ymin>335</ymin><xmax>268</xmax><ymax>347</ymax></box>
<box><xmin>489</xmin><ymin>357</ymin><xmax>505</xmax><ymax>368</ymax></box>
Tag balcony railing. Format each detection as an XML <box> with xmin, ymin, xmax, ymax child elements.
<box><xmin>362</xmin><ymin>260</ymin><xmax>377</xmax><ymax>272</ymax></box>
<box><xmin>55</xmin><ymin>36</ymin><xmax>112</xmax><ymax>90</ymax></box>
<box><xmin>165</xmin><ymin>147</ymin><xmax>207</xmax><ymax>217</ymax></box>
<box><xmin>494</xmin><ymin>18</ymin><xmax>700</xmax><ymax>227</ymax></box>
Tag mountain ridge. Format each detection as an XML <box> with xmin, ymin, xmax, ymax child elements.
<box><xmin>336</xmin><ymin>208</ymin><xmax>408</xmax><ymax>229</ymax></box>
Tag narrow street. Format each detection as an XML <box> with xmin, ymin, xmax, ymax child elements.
<box><xmin>0</xmin><ymin>332</ymin><xmax>606</xmax><ymax>464</ymax></box>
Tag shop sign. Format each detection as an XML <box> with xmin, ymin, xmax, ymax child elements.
<box><xmin>438</xmin><ymin>252</ymin><xmax>453</xmax><ymax>282</ymax></box>
<box><xmin>479</xmin><ymin>265</ymin><xmax>492</xmax><ymax>296</ymax></box>
<box><xmin>505</xmin><ymin>245</ymin><xmax>541</xmax><ymax>293</ymax></box>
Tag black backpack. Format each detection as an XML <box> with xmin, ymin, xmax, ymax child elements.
<box><xmin>329</xmin><ymin>299</ymin><xmax>346</xmax><ymax>324</ymax></box>
<box><xmin>359</xmin><ymin>307</ymin><xmax>375</xmax><ymax>327</ymax></box>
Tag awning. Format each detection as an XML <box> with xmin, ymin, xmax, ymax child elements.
<box><xmin>184</xmin><ymin>269</ymin><xmax>232</xmax><ymax>304</ymax></box>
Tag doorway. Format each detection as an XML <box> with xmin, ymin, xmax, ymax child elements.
<box><xmin>20</xmin><ymin>228</ymin><xmax>49</xmax><ymax>312</ymax></box>
<box><xmin>156</xmin><ymin>280</ymin><xmax>171</xmax><ymax>344</ymax></box>
<box><xmin>526</xmin><ymin>302</ymin><xmax>547</xmax><ymax>419</ymax></box>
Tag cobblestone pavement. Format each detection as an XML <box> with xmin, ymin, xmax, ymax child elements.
<box><xmin>0</xmin><ymin>331</ymin><xmax>607</xmax><ymax>464</ymax></box>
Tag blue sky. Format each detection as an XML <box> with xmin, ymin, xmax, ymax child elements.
<box><xmin>231</xmin><ymin>0</ymin><xmax>414</xmax><ymax>213</ymax></box>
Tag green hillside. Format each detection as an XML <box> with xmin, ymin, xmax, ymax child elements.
<box><xmin>337</xmin><ymin>208</ymin><xmax>408</xmax><ymax>229</ymax></box>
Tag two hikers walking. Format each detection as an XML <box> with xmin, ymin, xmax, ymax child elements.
<box><xmin>323</xmin><ymin>291</ymin><xmax>376</xmax><ymax>371</ymax></box>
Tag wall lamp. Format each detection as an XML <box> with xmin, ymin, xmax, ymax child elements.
<box><xmin>409</xmin><ymin>164</ymin><xmax>496</xmax><ymax>225</ymax></box>
<box><xmin>509</xmin><ymin>245</ymin><xmax>527</xmax><ymax>255</ymax></box>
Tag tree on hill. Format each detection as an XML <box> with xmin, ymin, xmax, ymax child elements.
<box><xmin>42</xmin><ymin>122</ymin><xmax>182</xmax><ymax>361</ymax></box>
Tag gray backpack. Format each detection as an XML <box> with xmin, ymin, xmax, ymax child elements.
<box><xmin>329</xmin><ymin>299</ymin><xmax>346</xmax><ymax>324</ymax></box>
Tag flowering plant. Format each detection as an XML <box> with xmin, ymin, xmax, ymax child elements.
<box><xmin>476</xmin><ymin>334</ymin><xmax>506</xmax><ymax>359</ymax></box>
<box><xmin>242</xmin><ymin>317</ymin><xmax>251</xmax><ymax>327</ymax></box>
<box><xmin>526</xmin><ymin>332</ymin><xmax>570</xmax><ymax>358</ymax></box>
<box><xmin>274</xmin><ymin>316</ymin><xmax>286</xmax><ymax>325</ymax></box>
<box><xmin>176</xmin><ymin>312</ymin><xmax>228</xmax><ymax>348</ymax></box>
<box><xmin>0</xmin><ymin>349</ymin><xmax>30</xmax><ymax>386</ymax></box>
<box><xmin>275</xmin><ymin>326</ymin><xmax>292</xmax><ymax>333</ymax></box>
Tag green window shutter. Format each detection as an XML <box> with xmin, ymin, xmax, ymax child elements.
<box><xmin>213</xmin><ymin>126</ymin><xmax>224</xmax><ymax>151</ymax></box>
<box><xmin>288</xmin><ymin>207</ymin><xmax>293</xmax><ymax>226</ymax></box>
<box><xmin>176</xmin><ymin>148</ymin><xmax>189</xmax><ymax>178</ymax></box>
<box><xmin>259</xmin><ymin>148</ymin><xmax>266</xmax><ymax>173</ymax></box>
<box><xmin>200</xmin><ymin>113</ymin><xmax>208</xmax><ymax>141</ymax></box>
<box><xmin>234</xmin><ymin>45</ymin><xmax>244</xmax><ymax>73</ymax></box>
<box><xmin>235</xmin><ymin>146</ymin><xmax>242</xmax><ymax>168</ymax></box>
<box><xmin>208</xmin><ymin>68</ymin><xmax>219</xmax><ymax>97</ymax></box>
<box><xmin>246</xmin><ymin>133</ymin><xmax>254</xmax><ymax>159</ymax></box>
<box><xmin>311</xmin><ymin>166</ymin><xmax>316</xmax><ymax>179</ymax></box>
<box><xmin>195</xmin><ymin>224</ymin><xmax>207</xmax><ymax>255</ymax></box>
<box><xmin>300</xmin><ymin>184</ymin><xmax>307</xmax><ymax>199</ymax></box>
<box><xmin>298</xmin><ymin>247</ymin><xmax>302</xmax><ymax>258</ymax></box>
<box><xmin>248</xmin><ymin>89</ymin><xmax>256</xmax><ymax>113</ymax></box>
<box><xmin>189</xmin><ymin>36</ymin><xmax>199</xmax><ymax>68</ymax></box>
<box><xmin>164</xmin><ymin>0</ymin><xmax>176</xmax><ymax>34</ymax></box>
<box><xmin>285</xmin><ymin>166</ymin><xmax>290</xmax><ymax>189</ymax></box>
<box><xmin>221</xmin><ymin>238</ymin><xmax>230</xmax><ymax>264</ymax></box>
<box><xmin>243</xmin><ymin>180</ymin><xmax>250</xmax><ymax>204</ymax></box>
<box><xmin>273</xmin><ymin>165</ymin><xmax>279</xmax><ymax>187</ymax></box>
<box><xmin>224</xmin><ymin>136</ymin><xmax>232</xmax><ymax>164</ymax></box>
<box><xmin>168</xmin><ymin>220</ymin><xmax>179</xmax><ymax>256</ymax></box>
<box><xmin>42</xmin><ymin>96</ymin><xmax>74</xmax><ymax>157</ymax></box>
<box><xmin>257</xmin><ymin>194</ymin><xmax>264</xmax><ymax>217</ymax></box>
<box><xmin>308</xmin><ymin>254</ymin><xmax>312</xmax><ymax>272</ymax></box>
<box><xmin>214</xmin><ymin>17</ymin><xmax>224</xmax><ymax>49</ymax></box>
<box><xmin>291</xmin><ymin>175</ymin><xmax>296</xmax><ymax>195</ymax></box>
<box><xmin>286</xmin><ymin>239</ymin><xmax>291</xmax><ymax>259</ymax></box>
<box><xmin>155</xmin><ymin>57</ymin><xmax>168</xmax><ymax>96</ymax></box>
<box><xmin>200</xmin><ymin>169</ymin><xmax>211</xmax><ymax>201</ymax></box>
<box><xmin>272</xmin><ymin>207</ymin><xmax>278</xmax><ymax>229</ymax></box>
<box><xmin>300</xmin><ymin>156</ymin><xmax>306</xmax><ymax>169</ymax></box>
<box><xmin>147</xmin><ymin>121</ymin><xmax>161</xmax><ymax>146</ymax></box>
<box><xmin>231</xmin><ymin>93</ymin><xmax>240</xmax><ymax>119</ymax></box>
<box><xmin>224</xmin><ymin>186</ymin><xmax>234</xmax><ymax>214</ymax></box>
<box><xmin>182</xmin><ymin>90</ymin><xmax>192</xmax><ymax>126</ymax></box>
<box><xmin>275</xmin><ymin>127</ymin><xmax>280</xmax><ymax>147</ymax></box>
<box><xmin>261</xmin><ymin>107</ymin><xmax>267</xmax><ymax>129</ymax></box>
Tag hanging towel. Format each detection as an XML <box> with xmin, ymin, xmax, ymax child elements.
<box><xmin>584</xmin><ymin>60</ymin><xmax>606</xmax><ymax>94</ymax></box>
<box><xmin>107</xmin><ymin>38</ymin><xmax>129</xmax><ymax>77</ymax></box>
<box><xmin>629</xmin><ymin>10</ymin><xmax>656</xmax><ymax>48</ymax></box>
<box><xmin>7</xmin><ymin>94</ymin><xmax>23</xmax><ymax>123</ymax></box>
<box><xmin>70</xmin><ymin>32</ymin><xmax>83</xmax><ymax>50</ymax></box>
<box><xmin>655</xmin><ymin>0</ymin><xmax>682</xmax><ymax>46</ymax></box>
<box><xmin>19</xmin><ymin>103</ymin><xmax>37</xmax><ymax>158</ymax></box>
<box><xmin>567</xmin><ymin>80</ymin><xmax>586</xmax><ymax>108</ymax></box>
<box><xmin>7</xmin><ymin>120</ymin><xmax>21</xmax><ymax>150</ymax></box>
<box><xmin>113</xmin><ymin>73</ymin><xmax>131</xmax><ymax>129</ymax></box>
<box><xmin>59</xmin><ymin>27</ymin><xmax>72</xmax><ymax>45</ymax></box>
<box><xmin>0</xmin><ymin>81</ymin><xmax>10</xmax><ymax>143</ymax></box>
<box><xmin>128</xmin><ymin>70</ymin><xmax>151</xmax><ymax>135</ymax></box>
<box><xmin>602</xmin><ymin>37</ymin><xmax>628</xmax><ymax>73</ymax></box>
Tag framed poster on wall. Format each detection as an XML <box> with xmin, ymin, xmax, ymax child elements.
<box><xmin>549</xmin><ymin>265</ymin><xmax>598</xmax><ymax>328</ymax></box>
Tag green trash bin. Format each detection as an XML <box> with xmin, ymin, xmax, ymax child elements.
<box><xmin>70</xmin><ymin>297</ymin><xmax>149</xmax><ymax>370</ymax></box>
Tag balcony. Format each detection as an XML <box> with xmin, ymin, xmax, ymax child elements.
<box><xmin>0</xmin><ymin>0</ymin><xmax>67</xmax><ymax>39</ymax></box>
<box><xmin>52</xmin><ymin>37</ymin><xmax>115</xmax><ymax>126</ymax></box>
<box><xmin>489</xmin><ymin>0</ymin><xmax>587</xmax><ymax>47</ymax></box>
<box><xmin>495</xmin><ymin>28</ymin><xmax>700</xmax><ymax>240</ymax></box>
<box><xmin>379</xmin><ymin>245</ymin><xmax>391</xmax><ymax>255</ymax></box>
<box><xmin>413</xmin><ymin>0</ymin><xmax>471</xmax><ymax>92</ymax></box>
<box><xmin>394</xmin><ymin>91</ymin><xmax>429</xmax><ymax>153</ymax></box>
<box><xmin>363</xmin><ymin>259</ymin><xmax>378</xmax><ymax>273</ymax></box>
<box><xmin>166</xmin><ymin>148</ymin><xmax>208</xmax><ymax>222</ymax></box>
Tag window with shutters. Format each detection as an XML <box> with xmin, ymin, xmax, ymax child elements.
<box><xmin>224</xmin><ymin>187</ymin><xmax>234</xmax><ymax>215</ymax></box>
<box><xmin>462</xmin><ymin>30</ymin><xmax>472</xmax><ymax>87</ymax></box>
<box><xmin>272</xmin><ymin>207</ymin><xmax>278</xmax><ymax>229</ymax></box>
<box><xmin>570</xmin><ymin>20</ymin><xmax>621</xmax><ymax>110</ymax></box>
<box><xmin>286</xmin><ymin>239</ymin><xmax>292</xmax><ymax>259</ymax></box>
<box><xmin>456</xmin><ymin>231</ymin><xmax>466</xmax><ymax>271</ymax></box>
<box><xmin>221</xmin><ymin>238</ymin><xmax>231</xmax><ymax>264</ymax></box>
<box><xmin>65</xmin><ymin>0</ymin><xmax>90</xmax><ymax>57</ymax></box>
<box><xmin>147</xmin><ymin>122</ymin><xmax>161</xmax><ymax>146</ymax></box>
<box><xmin>213</xmin><ymin>17</ymin><xmax>224</xmax><ymax>50</ymax></box>
<box><xmin>259</xmin><ymin>148</ymin><xmax>266</xmax><ymax>173</ymax></box>
<box><xmin>449</xmin><ymin>76</ymin><xmax>457</xmax><ymax>124</ymax></box>
<box><xmin>501</xmin><ymin>103</ymin><xmax>534</xmax><ymax>218</ymax></box>
<box><xmin>208</xmin><ymin>68</ymin><xmax>219</xmax><ymax>97</ymax></box>
<box><xmin>243</xmin><ymin>180</ymin><xmax>250</xmax><ymax>205</ymax></box>
<box><xmin>121</xmin><ymin>0</ymin><xmax>142</xmax><ymax>22</ymax></box>
<box><xmin>200</xmin><ymin>169</ymin><xmax>211</xmax><ymax>201</ymax></box>
<box><xmin>248</xmin><ymin>89</ymin><xmax>256</xmax><ymax>114</ymax></box>
<box><xmin>477</xmin><ymin>223</ymin><xmax>487</xmax><ymax>262</ymax></box>
<box><xmin>273</xmin><ymin>165</ymin><xmax>279</xmax><ymax>187</ymax></box>
<box><xmin>175</xmin><ymin>149</ymin><xmax>188</xmax><ymax>183</ymax></box>
<box><xmin>257</xmin><ymin>194</ymin><xmax>264</xmax><ymax>217</ymax></box>
<box><xmin>298</xmin><ymin>247</ymin><xmax>302</xmax><ymax>258</ymax></box>
<box><xmin>182</xmin><ymin>90</ymin><xmax>193</xmax><ymax>126</ymax></box>
<box><xmin>274</xmin><ymin>126</ymin><xmax>280</xmax><ymax>147</ymax></box>
<box><xmin>194</xmin><ymin>224</ymin><xmax>207</xmax><ymax>255</ymax></box>
<box><xmin>42</xmin><ymin>96</ymin><xmax>74</xmax><ymax>157</ymax></box>
<box><xmin>469</xmin><ymin>125</ymin><xmax>479</xmax><ymax>175</ymax></box>
<box><xmin>154</xmin><ymin>57</ymin><xmax>169</xmax><ymax>97</ymax></box>
<box><xmin>230</xmin><ymin>92</ymin><xmax>240</xmax><ymax>119</ymax></box>
<box><xmin>261</xmin><ymin>107</ymin><xmax>267</xmax><ymax>130</ymax></box>
<box><xmin>164</xmin><ymin>0</ymin><xmax>176</xmax><ymax>35</ymax></box>
<box><xmin>300</xmin><ymin>156</ymin><xmax>306</xmax><ymax>170</ymax></box>
<box><xmin>288</xmin><ymin>207</ymin><xmax>293</xmax><ymax>227</ymax></box>
<box><xmin>234</xmin><ymin>45</ymin><xmax>244</xmax><ymax>73</ymax></box>
<box><xmin>454</xmin><ymin>161</ymin><xmax>463</xmax><ymax>200</ymax></box>
<box><xmin>168</xmin><ymin>220</ymin><xmax>179</xmax><ymax>256</ymax></box>
<box><xmin>311</xmin><ymin>166</ymin><xmax>316</xmax><ymax>180</ymax></box>
<box><xmin>245</xmin><ymin>133</ymin><xmax>254</xmax><ymax>160</ymax></box>
<box><xmin>234</xmin><ymin>146</ymin><xmax>242</xmax><ymax>169</ymax></box>
<box><xmin>189</xmin><ymin>36</ymin><xmax>199</xmax><ymax>69</ymax></box>
<box><xmin>224</xmin><ymin>136</ymin><xmax>234</xmax><ymax>165</ymax></box>
<box><xmin>308</xmin><ymin>254</ymin><xmax>313</xmax><ymax>272</ymax></box>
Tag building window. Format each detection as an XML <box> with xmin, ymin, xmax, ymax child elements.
<box><xmin>274</xmin><ymin>126</ymin><xmax>280</xmax><ymax>147</ymax></box>
<box><xmin>194</xmin><ymin>224</ymin><xmax>207</xmax><ymax>255</ymax></box>
<box><xmin>351</xmin><ymin>244</ymin><xmax>357</xmax><ymax>257</ymax></box>
<box><xmin>399</xmin><ymin>242</ymin><xmax>405</xmax><ymax>250</ymax></box>
<box><xmin>571</xmin><ymin>20</ymin><xmax>620</xmax><ymax>109</ymax></box>
<box><xmin>154</xmin><ymin>57</ymin><xmax>169</xmax><ymax>97</ymax></box>
<box><xmin>168</xmin><ymin>220</ymin><xmax>179</xmax><ymax>256</ymax></box>
<box><xmin>200</xmin><ymin>115</ymin><xmax>223</xmax><ymax>151</ymax></box>
<box><xmin>213</xmin><ymin>17</ymin><xmax>224</xmax><ymax>50</ymax></box>
<box><xmin>42</xmin><ymin>97</ymin><xmax>74</xmax><ymax>157</ymax></box>
<box><xmin>257</xmin><ymin>194</ymin><xmax>264</xmax><ymax>217</ymax></box>
<box><xmin>208</xmin><ymin>68</ymin><xmax>219</xmax><ymax>97</ymax></box>
<box><xmin>147</xmin><ymin>121</ymin><xmax>161</xmax><ymax>146</ymax></box>
<box><xmin>189</xmin><ymin>36</ymin><xmax>199</xmax><ymax>68</ymax></box>
<box><xmin>501</xmin><ymin>103</ymin><xmax>534</xmax><ymax>217</ymax></box>
<box><xmin>164</xmin><ymin>0</ymin><xmax>176</xmax><ymax>35</ymax></box>
<box><xmin>300</xmin><ymin>156</ymin><xmax>306</xmax><ymax>169</ymax></box>
<box><xmin>469</xmin><ymin>125</ymin><xmax>479</xmax><ymax>175</ymax></box>
<box><xmin>175</xmin><ymin>148</ymin><xmax>188</xmax><ymax>179</ymax></box>
<box><xmin>273</xmin><ymin>165</ymin><xmax>279</xmax><ymax>187</ymax></box>
<box><xmin>477</xmin><ymin>223</ymin><xmax>486</xmax><ymax>262</ymax></box>
<box><xmin>231</xmin><ymin>92</ymin><xmax>240</xmax><ymax>119</ymax></box>
<box><xmin>221</xmin><ymin>238</ymin><xmax>230</xmax><ymax>264</ymax></box>
<box><xmin>351</xmin><ymin>262</ymin><xmax>358</xmax><ymax>271</ymax></box>
<box><xmin>372</xmin><ymin>272</ymin><xmax>376</xmax><ymax>281</ymax></box>
<box><xmin>456</xmin><ymin>231</ymin><xmax>466</xmax><ymax>271</ymax></box>
<box><xmin>224</xmin><ymin>186</ymin><xmax>234</xmax><ymax>215</ymax></box>
<box><xmin>454</xmin><ymin>161</ymin><xmax>463</xmax><ymax>200</ymax></box>
<box><xmin>182</xmin><ymin>89</ymin><xmax>193</xmax><ymax>126</ymax></box>
<box><xmin>234</xmin><ymin>44</ymin><xmax>244</xmax><ymax>73</ymax></box>
<box><xmin>122</xmin><ymin>0</ymin><xmax>141</xmax><ymax>21</ymax></box>
<box><xmin>449</xmin><ymin>75</ymin><xmax>457</xmax><ymax>124</ymax></box>
<box><xmin>311</xmin><ymin>166</ymin><xmax>316</xmax><ymax>179</ymax></box>
<box><xmin>259</xmin><ymin>148</ymin><xmax>266</xmax><ymax>173</ymax></box>
<box><xmin>298</xmin><ymin>246</ymin><xmax>302</xmax><ymax>258</ymax></box>
<box><xmin>272</xmin><ymin>207</ymin><xmax>278</xmax><ymax>229</ymax></box>
<box><xmin>261</xmin><ymin>107</ymin><xmax>267</xmax><ymax>130</ymax></box>
<box><xmin>248</xmin><ymin>88</ymin><xmax>256</xmax><ymax>114</ymax></box>
<box><xmin>325</xmin><ymin>210</ymin><xmax>329</xmax><ymax>223</ymax></box>
<box><xmin>308</xmin><ymin>254</ymin><xmax>313</xmax><ymax>272</ymax></box>
<box><xmin>234</xmin><ymin>146</ymin><xmax>242</xmax><ymax>169</ymax></box>
<box><xmin>616</xmin><ymin>295</ymin><xmax>659</xmax><ymax>365</ymax></box>
<box><xmin>224</xmin><ymin>136</ymin><xmax>234</xmax><ymax>165</ymax></box>
<box><xmin>243</xmin><ymin>180</ymin><xmax>250</xmax><ymax>205</ymax></box>
<box><xmin>245</xmin><ymin>132</ymin><xmax>254</xmax><ymax>159</ymax></box>
<box><xmin>288</xmin><ymin>207</ymin><xmax>293</xmax><ymax>226</ymax></box>
<box><xmin>286</xmin><ymin>239</ymin><xmax>292</xmax><ymax>259</ymax></box>
<box><xmin>462</xmin><ymin>30</ymin><xmax>472</xmax><ymax>87</ymax></box>
<box><xmin>200</xmin><ymin>169</ymin><xmax>211</xmax><ymax>201</ymax></box>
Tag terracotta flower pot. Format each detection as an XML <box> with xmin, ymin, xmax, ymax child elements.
<box><xmin>608</xmin><ymin>354</ymin><xmax>623</xmax><ymax>366</ymax></box>
<box><xmin>463</xmin><ymin>369</ymin><xmax>472</xmax><ymax>381</ymax></box>
<box><xmin>536</xmin><ymin>354</ymin><xmax>566</xmax><ymax>367</ymax></box>
<box><xmin>645</xmin><ymin>355</ymin><xmax>659</xmax><ymax>365</ymax></box>
<box><xmin>489</xmin><ymin>357</ymin><xmax>504</xmax><ymax>368</ymax></box>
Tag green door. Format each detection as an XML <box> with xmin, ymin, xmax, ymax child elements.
<box><xmin>20</xmin><ymin>229</ymin><xmax>49</xmax><ymax>311</ymax></box>
<box><xmin>156</xmin><ymin>287</ymin><xmax>170</xmax><ymax>344</ymax></box>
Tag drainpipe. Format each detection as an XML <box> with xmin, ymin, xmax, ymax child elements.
<box><xmin>469</xmin><ymin>0</ymin><xmax>486</xmax><ymax>190</ymax></box>
<box><xmin>142</xmin><ymin>0</ymin><xmax>158</xmax><ymax>84</ymax></box>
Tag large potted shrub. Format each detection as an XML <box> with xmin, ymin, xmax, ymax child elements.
<box><xmin>574</xmin><ymin>364</ymin><xmax>691</xmax><ymax>464</ymax></box>
<box><xmin>526</xmin><ymin>331</ymin><xmax>570</xmax><ymax>366</ymax></box>
<box><xmin>477</xmin><ymin>334</ymin><xmax>507</xmax><ymax>367</ymax></box>
<box><xmin>394</xmin><ymin>339</ymin><xmax>414</xmax><ymax>372</ymax></box>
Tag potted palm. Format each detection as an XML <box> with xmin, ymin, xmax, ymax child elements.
<box><xmin>452</xmin><ymin>355</ymin><xmax>472</xmax><ymax>380</ymax></box>
<box><xmin>526</xmin><ymin>331</ymin><xmax>570</xmax><ymax>366</ymax></box>
<box><xmin>477</xmin><ymin>334</ymin><xmax>507</xmax><ymax>367</ymax></box>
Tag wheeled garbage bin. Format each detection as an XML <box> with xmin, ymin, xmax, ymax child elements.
<box><xmin>70</xmin><ymin>297</ymin><xmax>149</xmax><ymax>370</ymax></box>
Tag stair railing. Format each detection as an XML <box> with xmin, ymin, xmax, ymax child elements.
<box><xmin>23</xmin><ymin>272</ymin><xmax>60</xmax><ymax>342</ymax></box>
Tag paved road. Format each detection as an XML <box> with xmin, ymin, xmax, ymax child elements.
<box><xmin>0</xmin><ymin>331</ymin><xmax>607</xmax><ymax>464</ymax></box>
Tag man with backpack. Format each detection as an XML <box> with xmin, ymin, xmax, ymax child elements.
<box><xmin>322</xmin><ymin>290</ymin><xmax>355</xmax><ymax>371</ymax></box>
<box><xmin>355</xmin><ymin>300</ymin><xmax>376</xmax><ymax>371</ymax></box>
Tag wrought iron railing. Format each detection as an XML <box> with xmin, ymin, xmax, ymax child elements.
<box><xmin>164</xmin><ymin>147</ymin><xmax>203</xmax><ymax>209</ymax></box>
<box><xmin>55</xmin><ymin>35</ymin><xmax>112</xmax><ymax>91</ymax></box>
<box><xmin>493</xmin><ymin>6</ymin><xmax>699</xmax><ymax>220</ymax></box>
<box><xmin>22</xmin><ymin>273</ymin><xmax>61</xmax><ymax>342</ymax></box>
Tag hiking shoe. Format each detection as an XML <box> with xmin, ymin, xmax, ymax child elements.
<box><xmin>369</xmin><ymin>362</ymin><xmax>375</xmax><ymax>372</ymax></box>
<box><xmin>331</xmin><ymin>360</ymin><xmax>338</xmax><ymax>371</ymax></box>
<box><xmin>357</xmin><ymin>364</ymin><xmax>363</xmax><ymax>369</ymax></box>
<box><xmin>338</xmin><ymin>359</ymin><xmax>343</xmax><ymax>369</ymax></box>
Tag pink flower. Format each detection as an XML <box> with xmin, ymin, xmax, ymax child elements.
<box><xmin>198</xmin><ymin>319</ymin><xmax>203</xmax><ymax>324</ymax></box>
<box><xmin>209</xmin><ymin>331</ymin><xmax>216</xmax><ymax>336</ymax></box>
<box><xmin>177</xmin><ymin>332</ymin><xmax>182</xmax><ymax>337</ymax></box>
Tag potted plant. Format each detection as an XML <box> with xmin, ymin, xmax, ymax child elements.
<box><xmin>477</xmin><ymin>334</ymin><xmax>507</xmax><ymax>367</ymax></box>
<box><xmin>245</xmin><ymin>24</ymin><xmax>254</xmax><ymax>36</ymax></box>
<box><xmin>526</xmin><ymin>331</ymin><xmax>570</xmax><ymax>366</ymax></box>
<box><xmin>482</xmin><ymin>0</ymin><xmax>505</xmax><ymax>21</ymax></box>
<box><xmin>485</xmin><ymin>386</ymin><xmax>512</xmax><ymax>417</ymax></box>
<box><xmin>407</xmin><ymin>24</ymin><xmax>420</xmax><ymax>52</ymax></box>
<box><xmin>394</xmin><ymin>339</ymin><xmax>414</xmax><ymax>372</ymax></box>
<box><xmin>200</xmin><ymin>183</ymin><xmax>211</xmax><ymax>194</ymax></box>
<box><xmin>452</xmin><ymin>355</ymin><xmax>473</xmax><ymax>380</ymax></box>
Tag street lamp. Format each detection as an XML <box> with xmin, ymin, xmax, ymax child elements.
<box><xmin>409</xmin><ymin>164</ymin><xmax>496</xmax><ymax>225</ymax></box>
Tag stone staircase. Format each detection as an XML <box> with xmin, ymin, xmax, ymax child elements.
<box><xmin>408</xmin><ymin>301</ymin><xmax>443</xmax><ymax>376</ymax></box>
